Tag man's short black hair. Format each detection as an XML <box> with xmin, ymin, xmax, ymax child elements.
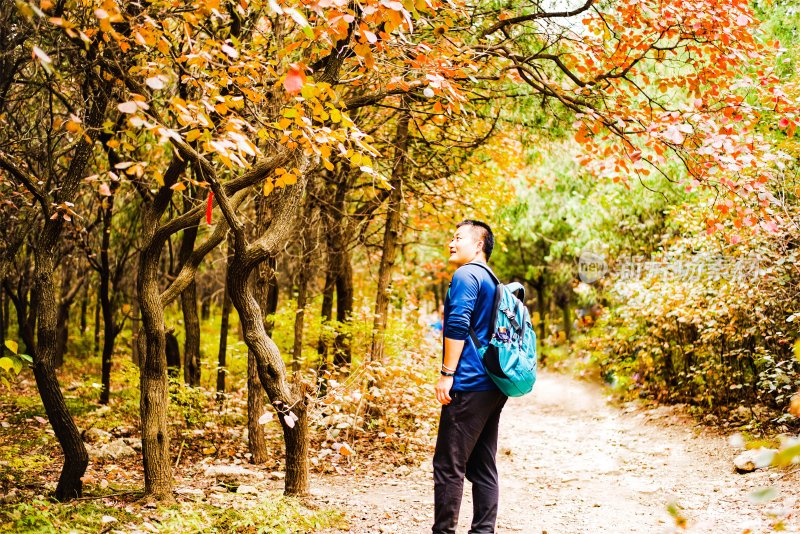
<box><xmin>457</xmin><ymin>220</ymin><xmax>494</xmax><ymax>261</ymax></box>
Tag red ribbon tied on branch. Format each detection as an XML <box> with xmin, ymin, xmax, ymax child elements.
<box><xmin>206</xmin><ymin>191</ymin><xmax>214</xmax><ymax>225</ymax></box>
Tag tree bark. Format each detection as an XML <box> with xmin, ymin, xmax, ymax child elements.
<box><xmin>370</xmin><ymin>103</ymin><xmax>411</xmax><ymax>362</ymax></box>
<box><xmin>217</xmin><ymin>243</ymin><xmax>233</xmax><ymax>394</ymax></box>
<box><xmin>333</xmin><ymin>250</ymin><xmax>353</xmax><ymax>367</ymax></box>
<box><xmin>131</xmin><ymin>288</ymin><xmax>140</xmax><ymax>367</ymax></box>
<box><xmin>245</xmin><ymin>194</ymin><xmax>277</xmax><ymax>464</ymax></box>
<box><xmin>79</xmin><ymin>282</ymin><xmax>88</xmax><ymax>335</ymax></box>
<box><xmin>291</xmin><ymin>201</ymin><xmax>317</xmax><ymax>374</ymax></box>
<box><xmin>29</xmin><ymin>79</ymin><xmax>109</xmax><ymax>500</ymax></box>
<box><xmin>137</xmin><ymin>157</ymin><xmax>187</xmax><ymax>501</ymax></box>
<box><xmin>227</xmin><ymin>255</ymin><xmax>309</xmax><ymax>495</ymax></box>
<box><xmin>203</xmin><ymin>153</ymin><xmax>311</xmax><ymax>495</ymax></box>
<box><xmin>99</xmin><ymin>191</ymin><xmax>117</xmax><ymax>404</ymax></box>
<box><xmin>178</xmin><ymin>214</ymin><xmax>201</xmax><ymax>387</ymax></box>
<box><xmin>264</xmin><ymin>256</ymin><xmax>279</xmax><ymax>336</ymax></box>
<box><xmin>0</xmin><ymin>289</ymin><xmax>4</xmax><ymax>355</ymax></box>
<box><xmin>292</xmin><ymin>266</ymin><xmax>308</xmax><ymax>374</ymax></box>
<box><xmin>32</xmin><ymin>250</ymin><xmax>88</xmax><ymax>501</ymax></box>
<box><xmin>317</xmin><ymin>262</ymin><xmax>335</xmax><ymax>368</ymax></box>
<box><xmin>93</xmin><ymin>289</ymin><xmax>101</xmax><ymax>357</ymax></box>
<box><xmin>247</xmin><ymin>346</ymin><xmax>267</xmax><ymax>463</ymax></box>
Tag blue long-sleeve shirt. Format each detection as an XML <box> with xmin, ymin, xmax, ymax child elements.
<box><xmin>444</xmin><ymin>262</ymin><xmax>498</xmax><ymax>392</ymax></box>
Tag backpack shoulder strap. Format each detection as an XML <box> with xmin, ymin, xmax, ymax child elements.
<box><xmin>464</xmin><ymin>262</ymin><xmax>500</xmax><ymax>285</ymax></box>
<box><xmin>505</xmin><ymin>282</ymin><xmax>525</xmax><ymax>302</ymax></box>
<box><xmin>464</xmin><ymin>262</ymin><xmax>501</xmax><ymax>350</ymax></box>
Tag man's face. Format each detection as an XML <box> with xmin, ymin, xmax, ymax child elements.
<box><xmin>448</xmin><ymin>226</ymin><xmax>483</xmax><ymax>266</ymax></box>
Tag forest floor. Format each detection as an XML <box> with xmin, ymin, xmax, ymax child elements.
<box><xmin>2</xmin><ymin>370</ymin><xmax>800</xmax><ymax>533</ymax></box>
<box><xmin>317</xmin><ymin>372</ymin><xmax>800</xmax><ymax>534</ymax></box>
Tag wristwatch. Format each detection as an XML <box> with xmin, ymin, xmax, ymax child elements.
<box><xmin>440</xmin><ymin>370</ymin><xmax>455</xmax><ymax>377</ymax></box>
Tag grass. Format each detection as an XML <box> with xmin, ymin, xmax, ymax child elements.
<box><xmin>0</xmin><ymin>492</ymin><xmax>347</xmax><ymax>533</ymax></box>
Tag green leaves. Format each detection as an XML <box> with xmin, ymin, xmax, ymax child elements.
<box><xmin>1</xmin><ymin>340</ymin><xmax>31</xmax><ymax>387</ymax></box>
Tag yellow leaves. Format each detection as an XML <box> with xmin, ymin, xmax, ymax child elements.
<box><xmin>185</xmin><ymin>129</ymin><xmax>203</xmax><ymax>142</ymax></box>
<box><xmin>214</xmin><ymin>102</ymin><xmax>230</xmax><ymax>115</ymax></box>
<box><xmin>263</xmin><ymin>178</ymin><xmax>274</xmax><ymax>196</ymax></box>
<box><xmin>273</xmin><ymin>167</ymin><xmax>298</xmax><ymax>188</ymax></box>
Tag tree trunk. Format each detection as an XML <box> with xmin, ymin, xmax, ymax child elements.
<box><xmin>561</xmin><ymin>302</ymin><xmax>571</xmax><ymax>342</ymax></box>
<box><xmin>29</xmin><ymin>81</ymin><xmax>109</xmax><ymax>500</ymax></box>
<box><xmin>292</xmin><ymin>270</ymin><xmax>307</xmax><ymax>374</ymax></box>
<box><xmin>217</xmin><ymin>244</ymin><xmax>233</xmax><ymax>394</ymax></box>
<box><xmin>370</xmin><ymin>104</ymin><xmax>411</xmax><ymax>362</ymax></box>
<box><xmin>137</xmin><ymin>157</ymin><xmax>187</xmax><ymax>501</ymax></box>
<box><xmin>247</xmin><ymin>345</ymin><xmax>267</xmax><ymax>464</ymax></box>
<box><xmin>79</xmin><ymin>282</ymin><xmax>88</xmax><ymax>335</ymax></box>
<box><xmin>138</xmin><ymin>240</ymin><xmax>174</xmax><ymax>500</ymax></box>
<box><xmin>317</xmin><ymin>264</ymin><xmax>335</xmax><ymax>367</ymax></box>
<box><xmin>200</xmin><ymin>296</ymin><xmax>210</xmax><ymax>321</ymax></box>
<box><xmin>99</xmin><ymin>193</ymin><xmax>117</xmax><ymax>404</ymax></box>
<box><xmin>178</xmin><ymin>220</ymin><xmax>201</xmax><ymax>387</ymax></box>
<box><xmin>246</xmin><ymin>197</ymin><xmax>276</xmax><ymax>464</ymax></box>
<box><xmin>131</xmin><ymin>288</ymin><xmax>140</xmax><ymax>367</ymax></box>
<box><xmin>93</xmin><ymin>290</ymin><xmax>101</xmax><ymax>357</ymax></box>
<box><xmin>333</xmin><ymin>250</ymin><xmax>353</xmax><ymax>367</ymax></box>
<box><xmin>2</xmin><ymin>287</ymin><xmax>8</xmax><ymax>340</ymax></box>
<box><xmin>206</xmin><ymin>160</ymin><xmax>311</xmax><ymax>495</ymax></box>
<box><xmin>227</xmin><ymin>255</ymin><xmax>309</xmax><ymax>495</ymax></box>
<box><xmin>181</xmin><ymin>282</ymin><xmax>201</xmax><ymax>386</ymax></box>
<box><xmin>534</xmin><ymin>277</ymin><xmax>546</xmax><ymax>348</ymax></box>
<box><xmin>0</xmin><ymin>289</ymin><xmax>4</xmax><ymax>356</ymax></box>
<box><xmin>264</xmin><ymin>256</ymin><xmax>279</xmax><ymax>336</ymax></box>
<box><xmin>32</xmin><ymin>249</ymin><xmax>88</xmax><ymax>500</ymax></box>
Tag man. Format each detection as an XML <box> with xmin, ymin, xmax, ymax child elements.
<box><xmin>433</xmin><ymin>220</ymin><xmax>507</xmax><ymax>534</ymax></box>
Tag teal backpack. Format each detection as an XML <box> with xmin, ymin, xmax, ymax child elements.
<box><xmin>468</xmin><ymin>263</ymin><xmax>538</xmax><ymax>397</ymax></box>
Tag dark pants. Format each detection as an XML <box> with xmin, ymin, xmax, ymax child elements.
<box><xmin>432</xmin><ymin>389</ymin><xmax>507</xmax><ymax>534</ymax></box>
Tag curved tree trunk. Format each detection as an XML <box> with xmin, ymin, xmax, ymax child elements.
<box><xmin>247</xmin><ymin>251</ymin><xmax>276</xmax><ymax>463</ymax></box>
<box><xmin>227</xmin><ymin>256</ymin><xmax>309</xmax><ymax>495</ymax></box>
<box><xmin>29</xmin><ymin>81</ymin><xmax>109</xmax><ymax>500</ymax></box>
<box><xmin>204</xmin><ymin>156</ymin><xmax>311</xmax><ymax>495</ymax></box>
<box><xmin>33</xmin><ymin>250</ymin><xmax>89</xmax><ymax>501</ymax></box>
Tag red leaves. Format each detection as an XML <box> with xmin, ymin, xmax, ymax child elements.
<box><xmin>283</xmin><ymin>63</ymin><xmax>306</xmax><ymax>95</ymax></box>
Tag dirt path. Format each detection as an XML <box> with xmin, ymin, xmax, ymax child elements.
<box><xmin>318</xmin><ymin>372</ymin><xmax>800</xmax><ymax>533</ymax></box>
